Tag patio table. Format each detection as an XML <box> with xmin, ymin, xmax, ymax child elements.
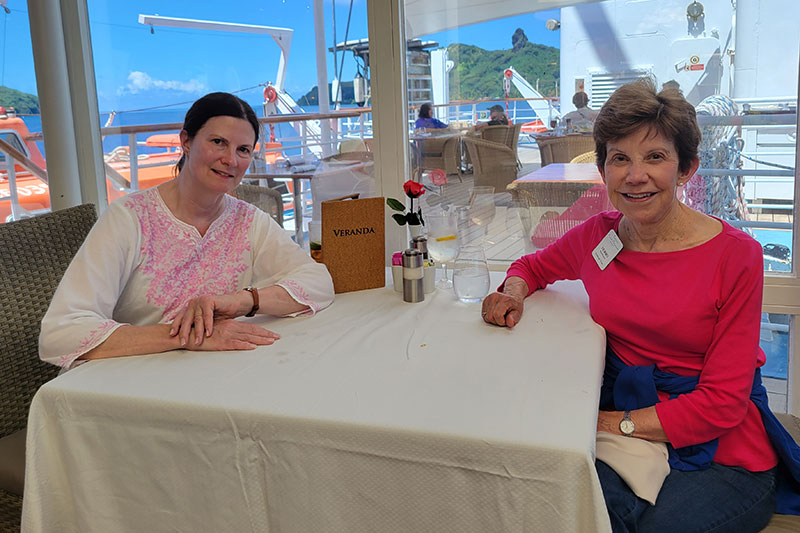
<box><xmin>23</xmin><ymin>273</ymin><xmax>610</xmax><ymax>533</ymax></box>
<box><xmin>509</xmin><ymin>163</ymin><xmax>604</xmax><ymax>207</ymax></box>
<box><xmin>247</xmin><ymin>159</ymin><xmax>374</xmax><ymax>246</ymax></box>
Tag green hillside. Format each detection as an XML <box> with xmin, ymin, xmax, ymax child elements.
<box><xmin>448</xmin><ymin>41</ymin><xmax>559</xmax><ymax>101</ymax></box>
<box><xmin>298</xmin><ymin>33</ymin><xmax>559</xmax><ymax>105</ymax></box>
<box><xmin>0</xmin><ymin>86</ymin><xmax>40</xmax><ymax>114</ymax></box>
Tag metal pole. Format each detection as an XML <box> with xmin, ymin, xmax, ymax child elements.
<box><xmin>313</xmin><ymin>0</ymin><xmax>333</xmax><ymax>157</ymax></box>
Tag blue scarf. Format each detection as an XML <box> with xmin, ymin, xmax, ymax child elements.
<box><xmin>600</xmin><ymin>347</ymin><xmax>800</xmax><ymax>515</ymax></box>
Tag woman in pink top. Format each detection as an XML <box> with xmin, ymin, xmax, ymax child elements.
<box><xmin>40</xmin><ymin>93</ymin><xmax>334</xmax><ymax>367</ymax></box>
<box><xmin>482</xmin><ymin>80</ymin><xmax>790</xmax><ymax>531</ymax></box>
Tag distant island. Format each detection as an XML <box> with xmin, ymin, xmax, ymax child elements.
<box><xmin>0</xmin><ymin>86</ymin><xmax>40</xmax><ymax>114</ymax></box>
<box><xmin>297</xmin><ymin>31</ymin><xmax>559</xmax><ymax>105</ymax></box>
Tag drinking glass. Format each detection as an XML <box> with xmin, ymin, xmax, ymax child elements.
<box><xmin>425</xmin><ymin>213</ymin><xmax>460</xmax><ymax>289</ymax></box>
<box><xmin>468</xmin><ymin>186</ymin><xmax>496</xmax><ymax>246</ymax></box>
<box><xmin>505</xmin><ymin>199</ymin><xmax>533</xmax><ymax>240</ymax></box>
<box><xmin>452</xmin><ymin>245</ymin><xmax>491</xmax><ymax>303</ymax></box>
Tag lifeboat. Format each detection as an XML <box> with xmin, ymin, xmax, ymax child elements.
<box><xmin>0</xmin><ymin>115</ymin><xmax>284</xmax><ymax>222</ymax></box>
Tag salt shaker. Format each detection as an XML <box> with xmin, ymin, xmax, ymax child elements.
<box><xmin>410</xmin><ymin>235</ymin><xmax>429</xmax><ymax>260</ymax></box>
<box><xmin>401</xmin><ymin>249</ymin><xmax>424</xmax><ymax>303</ymax></box>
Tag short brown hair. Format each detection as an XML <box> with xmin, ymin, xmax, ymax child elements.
<box><xmin>572</xmin><ymin>91</ymin><xmax>589</xmax><ymax>108</ymax></box>
<box><xmin>593</xmin><ymin>78</ymin><xmax>700</xmax><ymax>174</ymax></box>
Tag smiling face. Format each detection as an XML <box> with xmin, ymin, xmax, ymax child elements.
<box><xmin>599</xmin><ymin>126</ymin><xmax>698</xmax><ymax>227</ymax></box>
<box><xmin>179</xmin><ymin>115</ymin><xmax>255</xmax><ymax>195</ymax></box>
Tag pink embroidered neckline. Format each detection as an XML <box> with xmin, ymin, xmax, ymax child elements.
<box><xmin>124</xmin><ymin>189</ymin><xmax>255</xmax><ymax>322</ymax></box>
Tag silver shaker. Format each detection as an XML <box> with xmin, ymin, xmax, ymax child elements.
<box><xmin>410</xmin><ymin>235</ymin><xmax>429</xmax><ymax>260</ymax></box>
<box><xmin>401</xmin><ymin>249</ymin><xmax>425</xmax><ymax>303</ymax></box>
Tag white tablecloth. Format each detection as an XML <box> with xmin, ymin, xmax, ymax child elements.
<box><xmin>23</xmin><ymin>274</ymin><xmax>610</xmax><ymax>532</ymax></box>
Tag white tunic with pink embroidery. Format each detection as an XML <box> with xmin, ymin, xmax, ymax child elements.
<box><xmin>39</xmin><ymin>187</ymin><xmax>334</xmax><ymax>368</ymax></box>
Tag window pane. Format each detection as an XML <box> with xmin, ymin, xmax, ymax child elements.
<box><xmin>87</xmin><ymin>1</ymin><xmax>371</xmax><ymax>246</ymax></box>
<box><xmin>405</xmin><ymin>9</ymin><xmax>561</xmax><ymax>261</ymax></box>
<box><xmin>405</xmin><ymin>1</ymin><xmax>799</xmax><ymax>269</ymax></box>
<box><xmin>0</xmin><ymin>4</ymin><xmax>49</xmax><ymax>222</ymax></box>
<box><xmin>761</xmin><ymin>314</ymin><xmax>792</xmax><ymax>413</ymax></box>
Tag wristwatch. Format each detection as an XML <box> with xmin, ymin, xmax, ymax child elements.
<box><xmin>243</xmin><ymin>286</ymin><xmax>260</xmax><ymax>317</ymax></box>
<box><xmin>620</xmin><ymin>410</ymin><xmax>635</xmax><ymax>436</ymax></box>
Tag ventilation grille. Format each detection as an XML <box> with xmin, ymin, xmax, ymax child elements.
<box><xmin>590</xmin><ymin>70</ymin><xmax>652</xmax><ymax>109</ymax></box>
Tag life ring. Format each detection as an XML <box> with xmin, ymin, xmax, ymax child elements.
<box><xmin>263</xmin><ymin>85</ymin><xmax>278</xmax><ymax>103</ymax></box>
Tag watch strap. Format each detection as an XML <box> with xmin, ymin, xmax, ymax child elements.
<box><xmin>243</xmin><ymin>286</ymin><xmax>259</xmax><ymax>317</ymax></box>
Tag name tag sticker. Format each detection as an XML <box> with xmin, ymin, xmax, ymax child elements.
<box><xmin>592</xmin><ymin>230</ymin><xmax>623</xmax><ymax>270</ymax></box>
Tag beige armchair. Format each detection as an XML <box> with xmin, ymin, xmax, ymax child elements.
<box><xmin>536</xmin><ymin>134</ymin><xmax>595</xmax><ymax>166</ymax></box>
<box><xmin>412</xmin><ymin>134</ymin><xmax>462</xmax><ymax>181</ymax></box>
<box><xmin>0</xmin><ymin>204</ymin><xmax>97</xmax><ymax>531</ymax></box>
<box><xmin>233</xmin><ymin>183</ymin><xmax>284</xmax><ymax>227</ymax></box>
<box><xmin>461</xmin><ymin>136</ymin><xmax>519</xmax><ymax>191</ymax></box>
<box><xmin>479</xmin><ymin>123</ymin><xmax>522</xmax><ymax>161</ymax></box>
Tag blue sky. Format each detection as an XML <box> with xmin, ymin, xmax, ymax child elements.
<box><xmin>1</xmin><ymin>1</ymin><xmax>559</xmax><ymax>114</ymax></box>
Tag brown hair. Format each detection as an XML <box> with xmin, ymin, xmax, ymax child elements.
<box><xmin>418</xmin><ymin>103</ymin><xmax>433</xmax><ymax>119</ymax></box>
<box><xmin>572</xmin><ymin>91</ymin><xmax>589</xmax><ymax>108</ymax></box>
<box><xmin>593</xmin><ymin>78</ymin><xmax>700</xmax><ymax>174</ymax></box>
<box><xmin>175</xmin><ymin>92</ymin><xmax>260</xmax><ymax>175</ymax></box>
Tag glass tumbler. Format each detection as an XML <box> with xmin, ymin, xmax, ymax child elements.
<box><xmin>452</xmin><ymin>245</ymin><xmax>491</xmax><ymax>303</ymax></box>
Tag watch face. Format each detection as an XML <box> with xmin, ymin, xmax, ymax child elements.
<box><xmin>620</xmin><ymin>419</ymin><xmax>635</xmax><ymax>436</ymax></box>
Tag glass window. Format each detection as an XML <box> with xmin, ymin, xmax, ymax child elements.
<box><xmin>404</xmin><ymin>1</ymin><xmax>799</xmax><ymax>273</ymax></box>
<box><xmin>761</xmin><ymin>313</ymin><xmax>792</xmax><ymax>413</ymax></box>
<box><xmin>86</xmin><ymin>1</ymin><xmax>371</xmax><ymax>246</ymax></box>
<box><xmin>0</xmin><ymin>4</ymin><xmax>49</xmax><ymax>222</ymax></box>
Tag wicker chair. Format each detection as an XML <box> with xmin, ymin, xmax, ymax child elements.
<box><xmin>0</xmin><ymin>204</ymin><xmax>97</xmax><ymax>531</ymax></box>
<box><xmin>569</xmin><ymin>150</ymin><xmax>597</xmax><ymax>164</ymax></box>
<box><xmin>762</xmin><ymin>413</ymin><xmax>800</xmax><ymax>531</ymax></box>
<box><xmin>536</xmin><ymin>134</ymin><xmax>595</xmax><ymax>166</ymax></box>
<box><xmin>479</xmin><ymin>123</ymin><xmax>522</xmax><ymax>162</ymax></box>
<box><xmin>413</xmin><ymin>134</ymin><xmax>463</xmax><ymax>181</ymax></box>
<box><xmin>461</xmin><ymin>136</ymin><xmax>519</xmax><ymax>191</ymax></box>
<box><xmin>233</xmin><ymin>183</ymin><xmax>284</xmax><ymax>227</ymax></box>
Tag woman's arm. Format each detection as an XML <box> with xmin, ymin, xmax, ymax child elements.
<box><xmin>654</xmin><ymin>238</ymin><xmax>764</xmax><ymax>447</ymax></box>
<box><xmin>81</xmin><ymin>320</ymin><xmax>281</xmax><ymax>360</ymax></box>
<box><xmin>481</xmin><ymin>276</ymin><xmax>528</xmax><ymax>327</ymax></box>
<box><xmin>597</xmin><ymin>407</ymin><xmax>669</xmax><ymax>442</ymax></box>
<box><xmin>170</xmin><ymin>285</ymin><xmax>310</xmax><ymax>346</ymax></box>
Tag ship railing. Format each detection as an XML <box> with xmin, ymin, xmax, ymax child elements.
<box><xmin>100</xmin><ymin>108</ymin><xmax>373</xmax><ymax>190</ymax></box>
<box><xmin>410</xmin><ymin>97</ymin><xmax>560</xmax><ymax>141</ymax></box>
<box><xmin>0</xmin><ymin>137</ymin><xmax>49</xmax><ymax>221</ymax></box>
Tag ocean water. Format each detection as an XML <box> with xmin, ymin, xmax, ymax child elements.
<box><xmin>21</xmin><ymin>104</ymin><xmax>326</xmax><ymax>158</ymax></box>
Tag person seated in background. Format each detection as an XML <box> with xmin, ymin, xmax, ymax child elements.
<box><xmin>414</xmin><ymin>103</ymin><xmax>449</xmax><ymax>130</ymax></box>
<box><xmin>40</xmin><ymin>92</ymin><xmax>335</xmax><ymax>368</ymax></box>
<box><xmin>560</xmin><ymin>91</ymin><xmax>599</xmax><ymax>132</ymax></box>
<box><xmin>473</xmin><ymin>104</ymin><xmax>510</xmax><ymax>131</ymax></box>
<box><xmin>482</xmin><ymin>79</ymin><xmax>800</xmax><ymax>531</ymax></box>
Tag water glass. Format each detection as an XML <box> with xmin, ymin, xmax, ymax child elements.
<box><xmin>468</xmin><ymin>186</ymin><xmax>496</xmax><ymax>246</ymax></box>
<box><xmin>452</xmin><ymin>245</ymin><xmax>491</xmax><ymax>303</ymax></box>
<box><xmin>505</xmin><ymin>199</ymin><xmax>533</xmax><ymax>240</ymax></box>
<box><xmin>426</xmin><ymin>212</ymin><xmax>460</xmax><ymax>289</ymax></box>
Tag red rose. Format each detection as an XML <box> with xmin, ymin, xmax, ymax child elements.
<box><xmin>403</xmin><ymin>180</ymin><xmax>426</xmax><ymax>198</ymax></box>
<box><xmin>430</xmin><ymin>169</ymin><xmax>448</xmax><ymax>187</ymax></box>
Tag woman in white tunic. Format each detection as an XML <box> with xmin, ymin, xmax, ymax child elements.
<box><xmin>40</xmin><ymin>92</ymin><xmax>334</xmax><ymax>368</ymax></box>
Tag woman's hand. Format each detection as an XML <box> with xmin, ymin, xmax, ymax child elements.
<box><xmin>171</xmin><ymin>292</ymin><xmax>251</xmax><ymax>346</ymax></box>
<box><xmin>481</xmin><ymin>292</ymin><xmax>524</xmax><ymax>327</ymax></box>
<box><xmin>184</xmin><ymin>318</ymin><xmax>280</xmax><ymax>351</ymax></box>
<box><xmin>481</xmin><ymin>276</ymin><xmax>528</xmax><ymax>328</ymax></box>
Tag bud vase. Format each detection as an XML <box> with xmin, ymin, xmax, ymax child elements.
<box><xmin>408</xmin><ymin>224</ymin><xmax>424</xmax><ymax>240</ymax></box>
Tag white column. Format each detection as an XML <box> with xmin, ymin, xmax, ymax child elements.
<box><xmin>313</xmin><ymin>0</ymin><xmax>333</xmax><ymax>157</ymax></box>
<box><xmin>27</xmin><ymin>0</ymin><xmax>82</xmax><ymax>210</ymax></box>
<box><xmin>368</xmin><ymin>0</ymin><xmax>410</xmax><ymax>262</ymax></box>
<box><xmin>60</xmin><ymin>0</ymin><xmax>108</xmax><ymax>212</ymax></box>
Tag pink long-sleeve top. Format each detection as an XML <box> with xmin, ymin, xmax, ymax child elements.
<box><xmin>506</xmin><ymin>211</ymin><xmax>777</xmax><ymax>472</ymax></box>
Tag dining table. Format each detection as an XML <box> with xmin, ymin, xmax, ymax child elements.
<box><xmin>246</xmin><ymin>158</ymin><xmax>374</xmax><ymax>246</ymax></box>
<box><xmin>508</xmin><ymin>163</ymin><xmax>604</xmax><ymax>207</ymax></box>
<box><xmin>23</xmin><ymin>272</ymin><xmax>610</xmax><ymax>533</ymax></box>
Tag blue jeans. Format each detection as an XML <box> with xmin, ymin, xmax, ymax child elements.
<box><xmin>596</xmin><ymin>460</ymin><xmax>776</xmax><ymax>532</ymax></box>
